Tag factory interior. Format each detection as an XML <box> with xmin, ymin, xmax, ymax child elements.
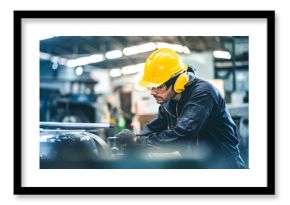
<box><xmin>39</xmin><ymin>36</ymin><xmax>249</xmax><ymax>169</ymax></box>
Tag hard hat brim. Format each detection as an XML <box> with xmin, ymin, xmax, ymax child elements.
<box><xmin>139</xmin><ymin>64</ymin><xmax>188</xmax><ymax>88</ymax></box>
<box><xmin>138</xmin><ymin>78</ymin><xmax>162</xmax><ymax>88</ymax></box>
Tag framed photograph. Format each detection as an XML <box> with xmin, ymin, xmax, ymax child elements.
<box><xmin>14</xmin><ymin>10</ymin><xmax>275</xmax><ymax>195</ymax></box>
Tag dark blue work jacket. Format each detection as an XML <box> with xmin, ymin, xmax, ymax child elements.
<box><xmin>139</xmin><ymin>78</ymin><xmax>246</xmax><ymax>168</ymax></box>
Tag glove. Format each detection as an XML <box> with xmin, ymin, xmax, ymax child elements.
<box><xmin>136</xmin><ymin>135</ymin><xmax>166</xmax><ymax>152</ymax></box>
<box><xmin>112</xmin><ymin>129</ymin><xmax>136</xmax><ymax>146</ymax></box>
<box><xmin>135</xmin><ymin>135</ymin><xmax>147</xmax><ymax>145</ymax></box>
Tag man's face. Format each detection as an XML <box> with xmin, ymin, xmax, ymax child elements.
<box><xmin>149</xmin><ymin>84</ymin><xmax>175</xmax><ymax>104</ymax></box>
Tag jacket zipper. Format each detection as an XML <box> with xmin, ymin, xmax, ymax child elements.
<box><xmin>176</xmin><ymin>101</ymin><xmax>179</xmax><ymax>118</ymax></box>
<box><xmin>163</xmin><ymin>105</ymin><xmax>177</xmax><ymax>119</ymax></box>
<box><xmin>164</xmin><ymin>102</ymin><xmax>200</xmax><ymax>146</ymax></box>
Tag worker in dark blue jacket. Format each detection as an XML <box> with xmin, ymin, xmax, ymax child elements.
<box><xmin>137</xmin><ymin>48</ymin><xmax>246</xmax><ymax>168</ymax></box>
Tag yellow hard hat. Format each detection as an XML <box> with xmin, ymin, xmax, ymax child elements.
<box><xmin>139</xmin><ymin>48</ymin><xmax>188</xmax><ymax>88</ymax></box>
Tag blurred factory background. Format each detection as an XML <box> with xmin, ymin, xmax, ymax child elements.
<box><xmin>39</xmin><ymin>36</ymin><xmax>249</xmax><ymax>166</ymax></box>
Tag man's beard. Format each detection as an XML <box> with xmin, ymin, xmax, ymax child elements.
<box><xmin>153</xmin><ymin>91</ymin><xmax>176</xmax><ymax>104</ymax></box>
<box><xmin>155</xmin><ymin>97</ymin><xmax>165</xmax><ymax>104</ymax></box>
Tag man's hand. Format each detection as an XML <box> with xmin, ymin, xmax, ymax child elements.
<box><xmin>112</xmin><ymin>129</ymin><xmax>136</xmax><ymax>146</ymax></box>
<box><xmin>135</xmin><ymin>135</ymin><xmax>147</xmax><ymax>145</ymax></box>
<box><xmin>111</xmin><ymin>130</ymin><xmax>175</xmax><ymax>159</ymax></box>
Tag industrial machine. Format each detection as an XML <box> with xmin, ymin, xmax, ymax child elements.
<box><xmin>40</xmin><ymin>122</ymin><xmax>217</xmax><ymax>169</ymax></box>
<box><xmin>40</xmin><ymin>122</ymin><xmax>112</xmax><ymax>168</ymax></box>
<box><xmin>40</xmin><ymin>79</ymin><xmax>99</xmax><ymax>123</ymax></box>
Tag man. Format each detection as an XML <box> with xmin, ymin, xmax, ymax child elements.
<box><xmin>136</xmin><ymin>48</ymin><xmax>246</xmax><ymax>168</ymax></box>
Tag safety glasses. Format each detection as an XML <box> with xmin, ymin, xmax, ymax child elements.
<box><xmin>147</xmin><ymin>84</ymin><xmax>167</xmax><ymax>93</ymax></box>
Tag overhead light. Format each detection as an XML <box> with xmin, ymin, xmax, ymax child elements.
<box><xmin>109</xmin><ymin>68</ymin><xmax>122</xmax><ymax>78</ymax></box>
<box><xmin>66</xmin><ymin>59</ymin><xmax>77</xmax><ymax>67</ymax></box>
<box><xmin>137</xmin><ymin>42</ymin><xmax>157</xmax><ymax>53</ymax></box>
<box><xmin>87</xmin><ymin>54</ymin><xmax>104</xmax><ymax>63</ymax></box>
<box><xmin>156</xmin><ymin>42</ymin><xmax>171</xmax><ymax>49</ymax></box>
<box><xmin>58</xmin><ymin>58</ymin><xmax>67</xmax><ymax>65</ymax></box>
<box><xmin>213</xmin><ymin>50</ymin><xmax>231</xmax><ymax>60</ymax></box>
<box><xmin>172</xmin><ymin>44</ymin><xmax>185</xmax><ymax>53</ymax></box>
<box><xmin>123</xmin><ymin>42</ymin><xmax>156</xmax><ymax>56</ymax></box>
<box><xmin>52</xmin><ymin>62</ymin><xmax>58</xmax><ymax>70</ymax></box>
<box><xmin>121</xmin><ymin>63</ymin><xmax>145</xmax><ymax>75</ymax></box>
<box><xmin>75</xmin><ymin>66</ymin><xmax>83</xmax><ymax>76</ymax></box>
<box><xmin>183</xmin><ymin>46</ymin><xmax>191</xmax><ymax>54</ymax></box>
<box><xmin>156</xmin><ymin>42</ymin><xmax>184</xmax><ymax>53</ymax></box>
<box><xmin>41</xmin><ymin>41</ymin><xmax>191</xmax><ymax>70</ymax></box>
<box><xmin>123</xmin><ymin>46</ymin><xmax>138</xmax><ymax>56</ymax></box>
<box><xmin>67</xmin><ymin>54</ymin><xmax>104</xmax><ymax>67</ymax></box>
<box><xmin>105</xmin><ymin>50</ymin><xmax>123</xmax><ymax>59</ymax></box>
<box><xmin>50</xmin><ymin>56</ymin><xmax>60</xmax><ymax>64</ymax></box>
<box><xmin>40</xmin><ymin>52</ymin><xmax>51</xmax><ymax>60</ymax></box>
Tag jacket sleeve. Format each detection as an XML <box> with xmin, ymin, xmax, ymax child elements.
<box><xmin>137</xmin><ymin>105</ymin><xmax>169</xmax><ymax>144</ymax></box>
<box><xmin>145</xmin><ymin>92</ymin><xmax>214</xmax><ymax>148</ymax></box>
<box><xmin>140</xmin><ymin>106</ymin><xmax>168</xmax><ymax>136</ymax></box>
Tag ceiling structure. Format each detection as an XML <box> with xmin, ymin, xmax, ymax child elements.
<box><xmin>40</xmin><ymin>36</ymin><xmax>231</xmax><ymax>70</ymax></box>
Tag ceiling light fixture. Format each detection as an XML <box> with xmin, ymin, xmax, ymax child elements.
<box><xmin>67</xmin><ymin>54</ymin><xmax>104</xmax><ymax>67</ymax></box>
<box><xmin>75</xmin><ymin>66</ymin><xmax>83</xmax><ymax>76</ymax></box>
<box><xmin>213</xmin><ymin>50</ymin><xmax>231</xmax><ymax>60</ymax></box>
<box><xmin>123</xmin><ymin>42</ymin><xmax>156</xmax><ymax>56</ymax></box>
<box><xmin>105</xmin><ymin>50</ymin><xmax>123</xmax><ymax>59</ymax></box>
<box><xmin>109</xmin><ymin>68</ymin><xmax>122</xmax><ymax>78</ymax></box>
<box><xmin>121</xmin><ymin>63</ymin><xmax>145</xmax><ymax>75</ymax></box>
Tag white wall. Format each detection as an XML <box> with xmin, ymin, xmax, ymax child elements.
<box><xmin>90</xmin><ymin>68</ymin><xmax>112</xmax><ymax>94</ymax></box>
<box><xmin>0</xmin><ymin>1</ymin><xmax>287</xmax><ymax>205</ymax></box>
<box><xmin>181</xmin><ymin>52</ymin><xmax>215</xmax><ymax>79</ymax></box>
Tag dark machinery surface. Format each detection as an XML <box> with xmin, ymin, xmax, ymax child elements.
<box><xmin>40</xmin><ymin>122</ymin><xmax>223</xmax><ymax>169</ymax></box>
<box><xmin>40</xmin><ymin>79</ymin><xmax>99</xmax><ymax>123</ymax></box>
<box><xmin>40</xmin><ymin>130</ymin><xmax>111</xmax><ymax>161</ymax></box>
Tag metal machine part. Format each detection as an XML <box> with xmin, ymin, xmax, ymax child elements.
<box><xmin>40</xmin><ymin>121</ymin><xmax>112</xmax><ymax>129</ymax></box>
<box><xmin>107</xmin><ymin>129</ymin><xmax>136</xmax><ymax>157</ymax></box>
<box><xmin>39</xmin><ymin>123</ymin><xmax>206</xmax><ymax>168</ymax></box>
<box><xmin>40</xmin><ymin>130</ymin><xmax>111</xmax><ymax>162</ymax></box>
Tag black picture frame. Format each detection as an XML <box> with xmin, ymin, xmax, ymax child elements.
<box><xmin>14</xmin><ymin>10</ymin><xmax>275</xmax><ymax>195</ymax></box>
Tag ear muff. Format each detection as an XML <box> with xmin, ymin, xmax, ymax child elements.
<box><xmin>173</xmin><ymin>73</ymin><xmax>189</xmax><ymax>93</ymax></box>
